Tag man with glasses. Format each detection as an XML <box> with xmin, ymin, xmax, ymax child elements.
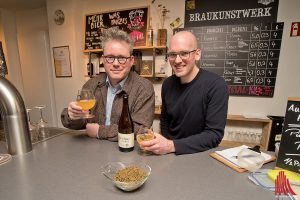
<box><xmin>61</xmin><ymin>27</ymin><xmax>155</xmax><ymax>141</ymax></box>
<box><xmin>140</xmin><ymin>31</ymin><xmax>228</xmax><ymax>155</ymax></box>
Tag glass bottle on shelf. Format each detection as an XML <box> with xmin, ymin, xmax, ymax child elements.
<box><xmin>132</xmin><ymin>51</ymin><xmax>142</xmax><ymax>74</ymax></box>
<box><xmin>118</xmin><ymin>93</ymin><xmax>134</xmax><ymax>152</ymax></box>
<box><xmin>155</xmin><ymin>95</ymin><xmax>161</xmax><ymax>113</ymax></box>
<box><xmin>87</xmin><ymin>62</ymin><xmax>94</xmax><ymax>76</ymax></box>
<box><xmin>147</xmin><ymin>17</ymin><xmax>153</xmax><ymax>47</ymax></box>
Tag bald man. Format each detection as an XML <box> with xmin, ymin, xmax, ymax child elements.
<box><xmin>140</xmin><ymin>31</ymin><xmax>229</xmax><ymax>155</ymax></box>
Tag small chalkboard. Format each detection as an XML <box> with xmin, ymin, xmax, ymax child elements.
<box><xmin>276</xmin><ymin>97</ymin><xmax>300</xmax><ymax>175</ymax></box>
<box><xmin>84</xmin><ymin>7</ymin><xmax>148</xmax><ymax>52</ymax></box>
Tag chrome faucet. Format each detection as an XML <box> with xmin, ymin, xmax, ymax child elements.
<box><xmin>0</xmin><ymin>76</ymin><xmax>32</xmax><ymax>155</ymax></box>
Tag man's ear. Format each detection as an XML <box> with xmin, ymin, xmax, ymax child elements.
<box><xmin>130</xmin><ymin>55</ymin><xmax>135</xmax><ymax>66</ymax></box>
<box><xmin>195</xmin><ymin>48</ymin><xmax>201</xmax><ymax>61</ymax></box>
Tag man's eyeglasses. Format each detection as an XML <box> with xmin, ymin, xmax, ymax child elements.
<box><xmin>102</xmin><ymin>56</ymin><xmax>131</xmax><ymax>64</ymax></box>
<box><xmin>167</xmin><ymin>50</ymin><xmax>197</xmax><ymax>61</ymax></box>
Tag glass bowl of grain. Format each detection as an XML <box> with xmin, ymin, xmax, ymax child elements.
<box><xmin>101</xmin><ymin>162</ymin><xmax>151</xmax><ymax>191</ymax></box>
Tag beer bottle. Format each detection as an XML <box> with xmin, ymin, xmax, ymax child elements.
<box><xmin>118</xmin><ymin>93</ymin><xmax>134</xmax><ymax>152</ymax></box>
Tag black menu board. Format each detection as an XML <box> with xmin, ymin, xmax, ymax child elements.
<box><xmin>276</xmin><ymin>98</ymin><xmax>300</xmax><ymax>174</ymax></box>
<box><xmin>84</xmin><ymin>7</ymin><xmax>148</xmax><ymax>51</ymax></box>
<box><xmin>177</xmin><ymin>22</ymin><xmax>284</xmax><ymax>97</ymax></box>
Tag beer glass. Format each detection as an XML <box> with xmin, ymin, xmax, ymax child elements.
<box><xmin>35</xmin><ymin>105</ymin><xmax>49</xmax><ymax>140</ymax></box>
<box><xmin>136</xmin><ymin>128</ymin><xmax>155</xmax><ymax>155</ymax></box>
<box><xmin>26</xmin><ymin>108</ymin><xmax>37</xmax><ymax>142</ymax></box>
<box><xmin>76</xmin><ymin>89</ymin><xmax>96</xmax><ymax>118</ymax></box>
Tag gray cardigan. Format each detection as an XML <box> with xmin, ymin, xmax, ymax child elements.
<box><xmin>61</xmin><ymin>71</ymin><xmax>155</xmax><ymax>141</ymax></box>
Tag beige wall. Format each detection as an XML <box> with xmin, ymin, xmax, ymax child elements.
<box><xmin>1</xmin><ymin>0</ymin><xmax>300</xmax><ymax>130</ymax></box>
<box><xmin>46</xmin><ymin>0</ymin><xmax>184</xmax><ymax>128</ymax></box>
<box><xmin>47</xmin><ymin>0</ymin><xmax>300</xmax><ymax>127</ymax></box>
<box><xmin>47</xmin><ymin>0</ymin><xmax>86</xmax><ymax>126</ymax></box>
<box><xmin>228</xmin><ymin>0</ymin><xmax>300</xmax><ymax>118</ymax></box>
<box><xmin>0</xmin><ymin>9</ymin><xmax>24</xmax><ymax>97</ymax></box>
<box><xmin>16</xmin><ymin>7</ymin><xmax>57</xmax><ymax>125</ymax></box>
<box><xmin>0</xmin><ymin>7</ymin><xmax>57</xmax><ymax>126</ymax></box>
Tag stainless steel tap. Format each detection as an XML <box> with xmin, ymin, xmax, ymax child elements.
<box><xmin>0</xmin><ymin>76</ymin><xmax>32</xmax><ymax>155</ymax></box>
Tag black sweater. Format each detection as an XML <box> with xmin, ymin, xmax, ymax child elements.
<box><xmin>160</xmin><ymin>69</ymin><xmax>229</xmax><ymax>155</ymax></box>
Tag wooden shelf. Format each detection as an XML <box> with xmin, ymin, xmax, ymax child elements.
<box><xmin>84</xmin><ymin>74</ymin><xmax>98</xmax><ymax>78</ymax></box>
<box><xmin>227</xmin><ymin>114</ymin><xmax>270</xmax><ymax>122</ymax></box>
<box><xmin>153</xmin><ymin>112</ymin><xmax>272</xmax><ymax>150</ymax></box>
<box><xmin>224</xmin><ymin>115</ymin><xmax>272</xmax><ymax>151</ymax></box>
<box><xmin>140</xmin><ymin>73</ymin><xmax>168</xmax><ymax>79</ymax></box>
<box><xmin>83</xmin><ymin>45</ymin><xmax>167</xmax><ymax>53</ymax></box>
<box><xmin>154</xmin><ymin>73</ymin><xmax>168</xmax><ymax>78</ymax></box>
<box><xmin>219</xmin><ymin>140</ymin><xmax>257</xmax><ymax>149</ymax></box>
<box><xmin>140</xmin><ymin>75</ymin><xmax>153</xmax><ymax>78</ymax></box>
<box><xmin>84</xmin><ymin>46</ymin><xmax>168</xmax><ymax>79</ymax></box>
<box><xmin>134</xmin><ymin>45</ymin><xmax>167</xmax><ymax>50</ymax></box>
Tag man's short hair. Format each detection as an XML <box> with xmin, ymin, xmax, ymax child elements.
<box><xmin>100</xmin><ymin>27</ymin><xmax>133</xmax><ymax>54</ymax></box>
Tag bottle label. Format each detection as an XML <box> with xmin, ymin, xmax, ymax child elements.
<box><xmin>118</xmin><ymin>132</ymin><xmax>134</xmax><ymax>148</ymax></box>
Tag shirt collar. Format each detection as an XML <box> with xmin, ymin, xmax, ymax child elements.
<box><xmin>105</xmin><ymin>76</ymin><xmax>128</xmax><ymax>94</ymax></box>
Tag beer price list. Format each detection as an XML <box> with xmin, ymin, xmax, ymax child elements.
<box><xmin>179</xmin><ymin>22</ymin><xmax>284</xmax><ymax>97</ymax></box>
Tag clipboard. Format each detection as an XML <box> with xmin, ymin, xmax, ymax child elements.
<box><xmin>210</xmin><ymin>152</ymin><xmax>247</xmax><ymax>172</ymax></box>
<box><xmin>210</xmin><ymin>149</ymin><xmax>276</xmax><ymax>173</ymax></box>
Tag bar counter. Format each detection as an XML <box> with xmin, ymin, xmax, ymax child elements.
<box><xmin>0</xmin><ymin>130</ymin><xmax>275</xmax><ymax>200</ymax></box>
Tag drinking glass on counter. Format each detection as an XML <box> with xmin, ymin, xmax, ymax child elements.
<box><xmin>35</xmin><ymin>105</ymin><xmax>49</xmax><ymax>139</ymax></box>
<box><xmin>76</xmin><ymin>89</ymin><xmax>96</xmax><ymax>119</ymax></box>
<box><xmin>136</xmin><ymin>128</ymin><xmax>155</xmax><ymax>155</ymax></box>
<box><xmin>26</xmin><ymin>108</ymin><xmax>37</xmax><ymax>142</ymax></box>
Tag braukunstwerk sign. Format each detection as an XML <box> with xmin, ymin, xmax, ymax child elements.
<box><xmin>184</xmin><ymin>0</ymin><xmax>279</xmax><ymax>27</ymax></box>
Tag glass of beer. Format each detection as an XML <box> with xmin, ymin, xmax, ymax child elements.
<box><xmin>76</xmin><ymin>89</ymin><xmax>96</xmax><ymax>118</ymax></box>
<box><xmin>136</xmin><ymin>128</ymin><xmax>155</xmax><ymax>155</ymax></box>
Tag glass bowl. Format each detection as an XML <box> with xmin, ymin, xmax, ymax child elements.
<box><xmin>100</xmin><ymin>162</ymin><xmax>151</xmax><ymax>191</ymax></box>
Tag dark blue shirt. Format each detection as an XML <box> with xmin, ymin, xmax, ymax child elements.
<box><xmin>160</xmin><ymin>69</ymin><xmax>229</xmax><ymax>155</ymax></box>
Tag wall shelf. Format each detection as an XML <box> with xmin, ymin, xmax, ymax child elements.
<box><xmin>221</xmin><ymin>115</ymin><xmax>272</xmax><ymax>151</ymax></box>
<box><xmin>154</xmin><ymin>112</ymin><xmax>272</xmax><ymax>150</ymax></box>
<box><xmin>83</xmin><ymin>45</ymin><xmax>167</xmax><ymax>53</ymax></box>
<box><xmin>84</xmin><ymin>46</ymin><xmax>168</xmax><ymax>79</ymax></box>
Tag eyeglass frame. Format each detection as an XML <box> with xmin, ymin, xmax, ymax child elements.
<box><xmin>167</xmin><ymin>49</ymin><xmax>197</xmax><ymax>61</ymax></box>
<box><xmin>102</xmin><ymin>55</ymin><xmax>132</xmax><ymax>64</ymax></box>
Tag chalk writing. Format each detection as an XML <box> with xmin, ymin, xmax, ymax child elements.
<box><xmin>109</xmin><ymin>12</ymin><xmax>127</xmax><ymax>26</ymax></box>
<box><xmin>178</xmin><ymin>22</ymin><xmax>283</xmax><ymax>97</ymax></box>
<box><xmin>284</xmin><ymin>158</ymin><xmax>300</xmax><ymax>167</ymax></box>
<box><xmin>84</xmin><ymin>7</ymin><xmax>148</xmax><ymax>50</ymax></box>
<box><xmin>276</xmin><ymin>99</ymin><xmax>300</xmax><ymax>174</ymax></box>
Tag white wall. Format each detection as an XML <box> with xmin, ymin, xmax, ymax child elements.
<box><xmin>228</xmin><ymin>0</ymin><xmax>300</xmax><ymax>118</ymax></box>
<box><xmin>0</xmin><ymin>9</ymin><xmax>25</xmax><ymax>97</ymax></box>
<box><xmin>2</xmin><ymin>0</ymin><xmax>293</xmax><ymax>131</ymax></box>
<box><xmin>16</xmin><ymin>7</ymin><xmax>57</xmax><ymax>125</ymax></box>
<box><xmin>46</xmin><ymin>0</ymin><xmax>185</xmax><ymax>128</ymax></box>
<box><xmin>46</xmin><ymin>0</ymin><xmax>300</xmax><ymax>130</ymax></box>
<box><xmin>0</xmin><ymin>7</ymin><xmax>58</xmax><ymax>127</ymax></box>
<box><xmin>47</xmin><ymin>0</ymin><xmax>86</xmax><ymax>126</ymax></box>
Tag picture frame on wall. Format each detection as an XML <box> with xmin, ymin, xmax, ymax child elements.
<box><xmin>53</xmin><ymin>46</ymin><xmax>72</xmax><ymax>77</ymax></box>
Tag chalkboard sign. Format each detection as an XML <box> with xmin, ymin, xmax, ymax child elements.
<box><xmin>176</xmin><ymin>22</ymin><xmax>284</xmax><ymax>97</ymax></box>
<box><xmin>184</xmin><ymin>0</ymin><xmax>279</xmax><ymax>27</ymax></box>
<box><xmin>276</xmin><ymin>97</ymin><xmax>300</xmax><ymax>174</ymax></box>
<box><xmin>84</xmin><ymin>7</ymin><xmax>148</xmax><ymax>51</ymax></box>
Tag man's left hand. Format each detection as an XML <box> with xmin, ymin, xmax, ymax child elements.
<box><xmin>140</xmin><ymin>132</ymin><xmax>175</xmax><ymax>155</ymax></box>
